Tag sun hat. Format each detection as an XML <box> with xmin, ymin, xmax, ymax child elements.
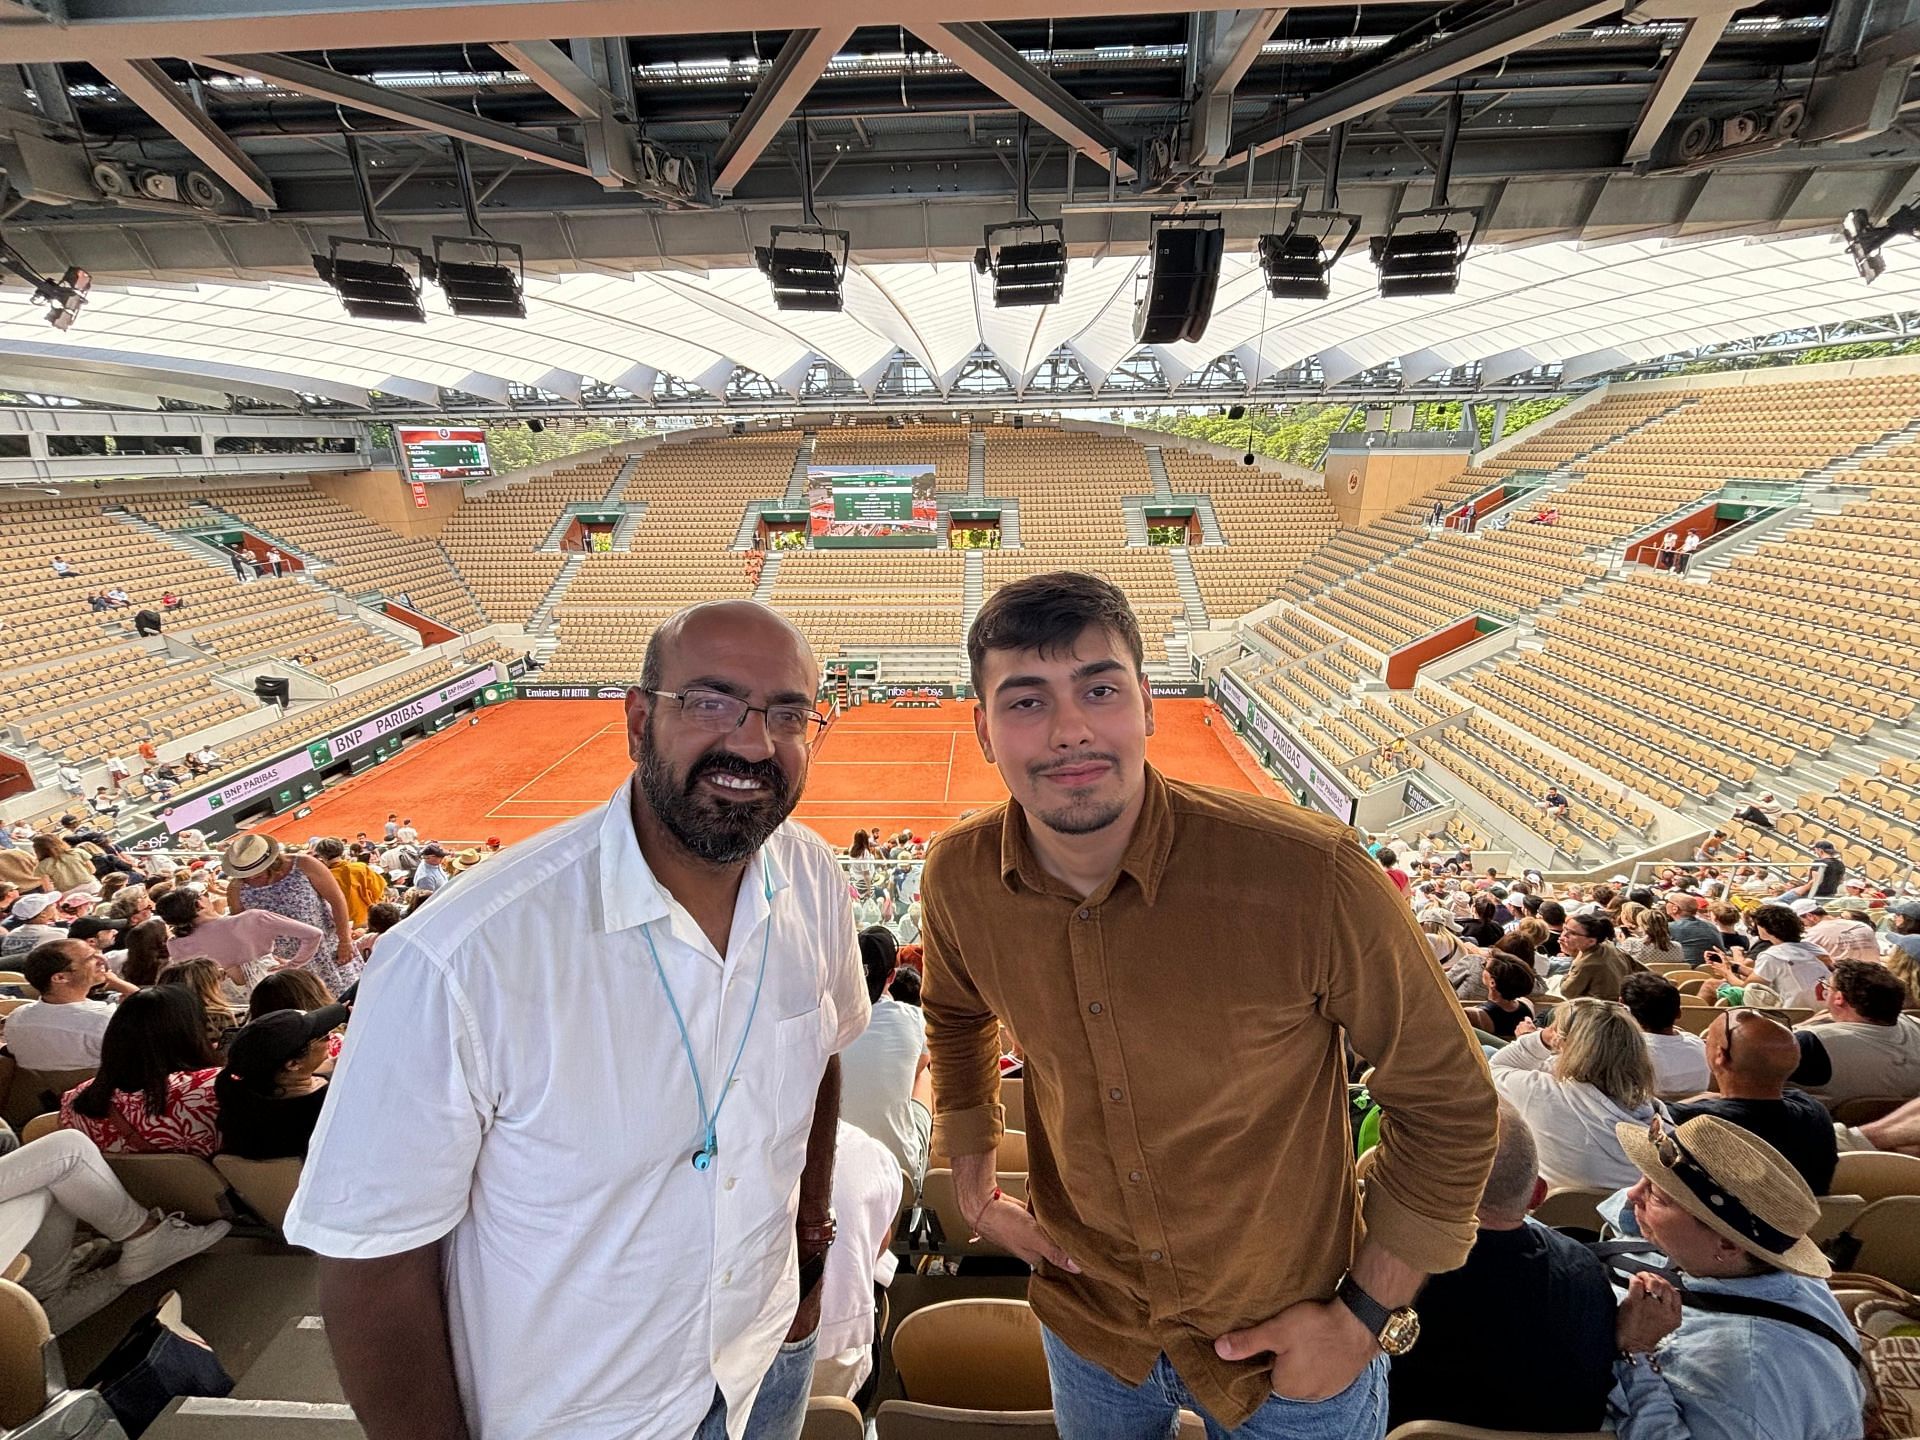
<box><xmin>1616</xmin><ymin>1114</ymin><xmax>1829</xmax><ymax>1278</ymax></box>
<box><xmin>222</xmin><ymin>832</ymin><xmax>284</xmax><ymax>880</ymax></box>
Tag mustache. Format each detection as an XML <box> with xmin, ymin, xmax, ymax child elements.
<box><xmin>688</xmin><ymin>753</ymin><xmax>789</xmax><ymax>800</ymax></box>
<box><xmin>1027</xmin><ymin>752</ymin><xmax>1121</xmax><ymax>779</ymax></box>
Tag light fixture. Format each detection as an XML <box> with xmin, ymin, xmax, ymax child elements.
<box><xmin>1133</xmin><ymin>212</ymin><xmax>1225</xmax><ymax>344</ymax></box>
<box><xmin>312</xmin><ymin>134</ymin><xmax>426</xmax><ymax>322</ymax></box>
<box><xmin>0</xmin><ymin>239</ymin><xmax>90</xmax><ymax>330</ymax></box>
<box><xmin>973</xmin><ymin>118</ymin><xmax>1066</xmax><ymax>308</ymax></box>
<box><xmin>1370</xmin><ymin>206</ymin><xmax>1480</xmax><ymax>298</ymax></box>
<box><xmin>1257</xmin><ymin>212</ymin><xmax>1359</xmax><ymax>301</ymax></box>
<box><xmin>1842</xmin><ymin>201</ymin><xmax>1920</xmax><ymax>282</ymax></box>
<box><xmin>755</xmin><ymin>226</ymin><xmax>849</xmax><ymax>312</ymax></box>
<box><xmin>423</xmin><ymin>142</ymin><xmax>527</xmax><ymax>318</ymax></box>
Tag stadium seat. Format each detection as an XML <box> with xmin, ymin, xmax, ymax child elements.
<box><xmin>1831</xmin><ymin>1152</ymin><xmax>1920</xmax><ymax>1203</ymax></box>
<box><xmin>103</xmin><ymin>1154</ymin><xmax>233</xmax><ymax>1225</ymax></box>
<box><xmin>213</xmin><ymin>1156</ymin><xmax>305</xmax><ymax>1229</ymax></box>
<box><xmin>803</xmin><ymin>1396</ymin><xmax>866</xmax><ymax>1440</ymax></box>
<box><xmin>18</xmin><ymin>1114</ymin><xmax>59</xmax><ymax>1145</ymax></box>
<box><xmin>891</xmin><ymin>1299</ymin><xmax>1052</xmax><ymax>1409</ymax></box>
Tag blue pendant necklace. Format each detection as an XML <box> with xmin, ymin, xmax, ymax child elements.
<box><xmin>641</xmin><ymin>855</ymin><xmax>775</xmax><ymax>1172</ymax></box>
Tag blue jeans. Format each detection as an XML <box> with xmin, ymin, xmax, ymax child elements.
<box><xmin>692</xmin><ymin>1329</ymin><xmax>818</xmax><ymax>1440</ymax></box>
<box><xmin>1040</xmin><ymin>1326</ymin><xmax>1388</xmax><ymax>1440</ymax></box>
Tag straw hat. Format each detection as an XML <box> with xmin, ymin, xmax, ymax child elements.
<box><xmin>1616</xmin><ymin>1115</ymin><xmax>1830</xmax><ymax>1278</ymax></box>
<box><xmin>222</xmin><ymin>831</ymin><xmax>285</xmax><ymax>880</ymax></box>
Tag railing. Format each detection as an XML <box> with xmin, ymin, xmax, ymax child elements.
<box><xmin>1326</xmin><ymin>429</ymin><xmax>1473</xmax><ymax>454</ymax></box>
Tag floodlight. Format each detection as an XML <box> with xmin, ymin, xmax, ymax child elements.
<box><xmin>755</xmin><ymin>227</ymin><xmax>850</xmax><ymax>312</ymax></box>
<box><xmin>1257</xmin><ymin>212</ymin><xmax>1359</xmax><ymax>301</ymax></box>
<box><xmin>1370</xmin><ymin>205</ymin><xmax>1481</xmax><ymax>298</ymax></box>
<box><xmin>0</xmin><ymin>240</ymin><xmax>90</xmax><ymax>331</ymax></box>
<box><xmin>313</xmin><ymin>238</ymin><xmax>427</xmax><ymax>322</ymax></box>
<box><xmin>1842</xmin><ymin>201</ymin><xmax>1920</xmax><ymax>282</ymax></box>
<box><xmin>978</xmin><ymin>219</ymin><xmax>1066</xmax><ymax>307</ymax></box>
<box><xmin>426</xmin><ymin>237</ymin><xmax>527</xmax><ymax>319</ymax></box>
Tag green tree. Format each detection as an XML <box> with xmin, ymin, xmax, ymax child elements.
<box><xmin>478</xmin><ymin>422</ymin><xmax>647</xmax><ymax>477</ymax></box>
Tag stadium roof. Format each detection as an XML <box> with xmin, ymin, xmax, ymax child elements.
<box><xmin>2</xmin><ymin>232</ymin><xmax>1918</xmax><ymax>412</ymax></box>
<box><xmin>4</xmin><ymin>0</ymin><xmax>1920</xmax><ymax>411</ymax></box>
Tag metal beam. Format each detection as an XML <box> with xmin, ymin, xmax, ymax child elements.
<box><xmin>188</xmin><ymin>51</ymin><xmax>594</xmax><ymax>178</ymax></box>
<box><xmin>713</xmin><ymin>25</ymin><xmax>853</xmax><ymax>197</ymax></box>
<box><xmin>910</xmin><ymin>21</ymin><xmax>1138</xmax><ymax>179</ymax></box>
<box><xmin>94</xmin><ymin>58</ymin><xmax>280</xmax><ymax>209</ymax></box>
<box><xmin>1187</xmin><ymin>8</ymin><xmax>1288</xmax><ymax>166</ymax></box>
<box><xmin>1622</xmin><ymin>9</ymin><xmax>1735</xmax><ymax>163</ymax></box>
<box><xmin>1229</xmin><ymin>0</ymin><xmax>1622</xmax><ymax>162</ymax></box>
<box><xmin>492</xmin><ymin>39</ymin><xmax>603</xmax><ymax>119</ymax></box>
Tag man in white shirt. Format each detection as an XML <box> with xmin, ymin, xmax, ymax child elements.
<box><xmin>394</xmin><ymin>818</ymin><xmax>419</xmax><ymax>846</ymax></box>
<box><xmin>264</xmin><ymin>547</ymin><xmax>283</xmax><ymax>577</ymax></box>
<box><xmin>289</xmin><ymin>600</ymin><xmax>869</xmax><ymax>1440</ymax></box>
<box><xmin>4</xmin><ymin>939</ymin><xmax>133</xmax><ymax>1069</ymax></box>
<box><xmin>1621</xmin><ymin>974</ymin><xmax>1710</xmax><ymax>1099</ymax></box>
<box><xmin>1797</xmin><ymin>899</ymin><xmax>1879</xmax><ymax>965</ymax></box>
<box><xmin>1</xmin><ymin>892</ymin><xmax>67</xmax><ymax>963</ymax></box>
<box><xmin>56</xmin><ymin>764</ymin><xmax>84</xmax><ymax>797</ymax></box>
<box><xmin>809</xmin><ymin>1121</ymin><xmax>904</xmax><ymax>1401</ymax></box>
<box><xmin>840</xmin><ymin>926</ymin><xmax>933</xmax><ymax>1186</ymax></box>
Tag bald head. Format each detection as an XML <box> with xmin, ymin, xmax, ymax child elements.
<box><xmin>1708</xmin><ymin>1010</ymin><xmax>1799</xmax><ymax>1095</ymax></box>
<box><xmin>641</xmin><ymin>600</ymin><xmax>816</xmax><ymax>698</ymax></box>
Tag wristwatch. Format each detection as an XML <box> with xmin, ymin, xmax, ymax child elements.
<box><xmin>1336</xmin><ymin>1274</ymin><xmax>1420</xmax><ymax>1357</ymax></box>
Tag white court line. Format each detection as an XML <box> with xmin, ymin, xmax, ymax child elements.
<box><xmin>491</xmin><ymin>723</ymin><xmax>623</xmax><ymax>808</ymax></box>
<box><xmin>943</xmin><ymin>733</ymin><xmax>957</xmax><ymax>802</ymax></box>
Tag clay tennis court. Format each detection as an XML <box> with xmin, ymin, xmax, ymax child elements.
<box><xmin>261</xmin><ymin>697</ymin><xmax>1282</xmax><ymax>850</ymax></box>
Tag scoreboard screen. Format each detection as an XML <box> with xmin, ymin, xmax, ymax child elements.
<box><xmin>808</xmin><ymin>465</ymin><xmax>938</xmax><ymax>548</ymax></box>
<box><xmin>397</xmin><ymin>426</ymin><xmax>492</xmax><ymax>481</ymax></box>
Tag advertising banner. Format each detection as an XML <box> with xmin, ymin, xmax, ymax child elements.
<box><xmin>1215</xmin><ymin>674</ymin><xmax>1251</xmax><ymax>720</ymax></box>
<box><xmin>161</xmin><ymin>751</ymin><xmax>315</xmax><ymax>833</ymax></box>
<box><xmin>316</xmin><ymin>667</ymin><xmax>494</xmax><ymax>762</ymax></box>
<box><xmin>518</xmin><ymin>683</ymin><xmax>630</xmax><ymax>700</ymax></box>
<box><xmin>1246</xmin><ymin>705</ymin><xmax>1356</xmax><ymax>823</ymax></box>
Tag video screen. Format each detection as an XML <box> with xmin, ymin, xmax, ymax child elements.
<box><xmin>807</xmin><ymin>465</ymin><xmax>938</xmax><ymax>548</ymax></box>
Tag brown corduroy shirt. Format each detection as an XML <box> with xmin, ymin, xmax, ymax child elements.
<box><xmin>922</xmin><ymin>767</ymin><xmax>1499</xmax><ymax>1427</ymax></box>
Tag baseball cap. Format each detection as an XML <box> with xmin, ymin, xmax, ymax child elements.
<box><xmin>11</xmin><ymin>891</ymin><xmax>59</xmax><ymax>922</ymax></box>
<box><xmin>223</xmin><ymin>1004</ymin><xmax>349</xmax><ymax>1091</ymax></box>
<box><xmin>65</xmin><ymin>916</ymin><xmax>122</xmax><ymax>942</ymax></box>
<box><xmin>1789</xmin><ymin>897</ymin><xmax>1827</xmax><ymax>916</ymax></box>
<box><xmin>422</xmin><ymin>843</ymin><xmax>447</xmax><ymax>858</ymax></box>
<box><xmin>1890</xmin><ymin>901</ymin><xmax>1920</xmax><ymax>921</ymax></box>
<box><xmin>56</xmin><ymin>889</ymin><xmax>98</xmax><ymax>914</ymax></box>
<box><xmin>1813</xmin><ymin>841</ymin><xmax>1838</xmax><ymax>854</ymax></box>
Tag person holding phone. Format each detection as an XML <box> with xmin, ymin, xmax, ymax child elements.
<box><xmin>1691</xmin><ymin>904</ymin><xmax>1829</xmax><ymax>1010</ymax></box>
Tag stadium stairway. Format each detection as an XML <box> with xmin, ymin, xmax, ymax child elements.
<box><xmin>1121</xmin><ymin>496</ymin><xmax>1152</xmax><ymax>545</ymax></box>
<box><xmin>605</xmin><ymin>453</ymin><xmax>643</xmax><ymax>503</ymax></box>
<box><xmin>753</xmin><ymin>553</ymin><xmax>782</xmax><ymax>603</ymax></box>
<box><xmin>786</xmin><ymin>434</ymin><xmax>815</xmax><ymax>500</ymax></box>
<box><xmin>110</xmin><ymin>506</ymin><xmax>334</xmax><ymax>579</ymax></box>
<box><xmin>967</xmin><ymin>430</ymin><xmax>986</xmax><ymax>497</ymax></box>
<box><xmin>526</xmin><ymin>555</ymin><xmax>584</xmax><ymax>634</ymax></box>
<box><xmin>1824</xmin><ymin>415</ymin><xmax>1920</xmax><ymax>480</ymax></box>
<box><xmin>1144</xmin><ymin>445</ymin><xmax>1173</xmax><ymax>497</ymax></box>
<box><xmin>1169</xmin><ymin>549</ymin><xmax>1209</xmax><ymax>629</ymax></box>
<box><xmin>962</xmin><ymin>550</ymin><xmax>983</xmax><ymax>630</ymax></box>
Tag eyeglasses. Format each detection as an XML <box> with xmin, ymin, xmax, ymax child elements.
<box><xmin>646</xmin><ymin>688</ymin><xmax>829</xmax><ymax>743</ymax></box>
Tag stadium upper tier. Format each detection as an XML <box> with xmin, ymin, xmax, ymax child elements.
<box><xmin>5</xmin><ymin>367</ymin><xmax>1920</xmax><ymax>879</ymax></box>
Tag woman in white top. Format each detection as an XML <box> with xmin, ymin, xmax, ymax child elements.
<box><xmin>1490</xmin><ymin>997</ymin><xmax>1667</xmax><ymax>1190</ymax></box>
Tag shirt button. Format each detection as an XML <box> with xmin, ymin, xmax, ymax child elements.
<box><xmin>1077</xmin><ymin>908</ymin><xmax>1090</xmax><ymax>920</ymax></box>
<box><xmin>725</xmin><ymin>1177</ymin><xmax>736</xmax><ymax>1191</ymax></box>
<box><xmin>1129</xmin><ymin>1170</ymin><xmax>1142</xmax><ymax>1182</ymax></box>
<box><xmin>721</xmin><ymin>1269</ymin><xmax>733</xmax><ymax>1286</ymax></box>
<box><xmin>1148</xmin><ymin>1250</ymin><xmax>1164</xmax><ymax>1262</ymax></box>
<box><xmin>1108</xmin><ymin>1087</ymin><xmax>1122</xmax><ymax>1101</ymax></box>
<box><xmin>1088</xmin><ymin>1001</ymin><xmax>1103</xmax><ymax>1015</ymax></box>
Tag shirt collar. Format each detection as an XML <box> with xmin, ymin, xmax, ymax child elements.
<box><xmin>999</xmin><ymin>763</ymin><xmax>1172</xmax><ymax>906</ymax></box>
<box><xmin>596</xmin><ymin>778</ymin><xmax>794</xmax><ymax>937</ymax></box>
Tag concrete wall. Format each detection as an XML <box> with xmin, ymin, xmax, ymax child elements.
<box><xmin>313</xmin><ymin>468</ymin><xmax>462</xmax><ymax>537</ymax></box>
<box><xmin>1323</xmin><ymin>447</ymin><xmax>1472</xmax><ymax>527</ymax></box>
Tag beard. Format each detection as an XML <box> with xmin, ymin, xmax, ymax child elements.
<box><xmin>638</xmin><ymin>717</ymin><xmax>799</xmax><ymax>866</ymax></box>
<box><xmin>1026</xmin><ymin>753</ymin><xmax>1127</xmax><ymax>835</ymax></box>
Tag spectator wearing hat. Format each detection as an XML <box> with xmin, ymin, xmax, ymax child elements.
<box><xmin>1885</xmin><ymin>900</ymin><xmax>1920</xmax><ymax>961</ymax></box>
<box><xmin>60</xmin><ymin>986</ymin><xmax>222</xmax><ymax>1157</ymax></box>
<box><xmin>312</xmin><ymin>838</ymin><xmax>385</xmax><ymax>928</ymax></box>
<box><xmin>1793</xmin><ymin>959</ymin><xmax>1920</xmax><ymax>1108</ymax></box>
<box><xmin>5</xmin><ymin>939</ymin><xmax>136</xmax><ymax>1070</ymax></box>
<box><xmin>222</xmin><ymin>832</ymin><xmax>357</xmax><ymax>998</ymax></box>
<box><xmin>410</xmin><ymin>844</ymin><xmax>451</xmax><ymax>895</ymax></box>
<box><xmin>1606</xmin><ymin>1115</ymin><xmax>1865</xmax><ymax>1440</ymax></box>
<box><xmin>2</xmin><ymin>891</ymin><xmax>67</xmax><ymax>962</ymax></box>
<box><xmin>1799</xmin><ymin>899</ymin><xmax>1879</xmax><ymax>965</ymax></box>
<box><xmin>64</xmin><ymin>916</ymin><xmax>124</xmax><ymax>977</ymax></box>
<box><xmin>1387</xmin><ymin>1101</ymin><xmax>1617</xmax><ymax>1434</ymax></box>
<box><xmin>1622</xmin><ymin>974</ymin><xmax>1711</xmax><ymax>1099</ymax></box>
<box><xmin>215</xmin><ymin>1004</ymin><xmax>347</xmax><ymax>1160</ymax></box>
<box><xmin>1671</xmin><ymin>1010</ymin><xmax>1834</xmax><ymax>1194</ymax></box>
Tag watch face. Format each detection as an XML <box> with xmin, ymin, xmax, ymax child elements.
<box><xmin>1379</xmin><ymin>1309</ymin><xmax>1420</xmax><ymax>1357</ymax></box>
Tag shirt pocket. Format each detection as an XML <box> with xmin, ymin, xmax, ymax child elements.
<box><xmin>771</xmin><ymin>1004</ymin><xmax>833</xmax><ymax>1171</ymax></box>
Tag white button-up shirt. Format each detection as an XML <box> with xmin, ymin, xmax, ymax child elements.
<box><xmin>285</xmin><ymin>781</ymin><xmax>869</xmax><ymax>1440</ymax></box>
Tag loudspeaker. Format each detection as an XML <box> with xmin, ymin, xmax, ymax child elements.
<box><xmin>1133</xmin><ymin>224</ymin><xmax>1225</xmax><ymax>344</ymax></box>
<box><xmin>254</xmin><ymin>676</ymin><xmax>291</xmax><ymax>705</ymax></box>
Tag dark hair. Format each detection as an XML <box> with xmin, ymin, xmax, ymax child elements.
<box><xmin>1628</xmin><ymin>887</ymin><xmax>1657</xmax><ymax>908</ymax></box>
<box><xmin>23</xmin><ymin>940</ymin><xmax>82</xmax><ymax>994</ymax></box>
<box><xmin>1474</xmin><ymin>895</ymin><xmax>1496</xmax><ymax>920</ymax></box>
<box><xmin>858</xmin><ymin>925</ymin><xmax>899</xmax><ymax>1005</ymax></box>
<box><xmin>850</xmin><ymin>830</ymin><xmax>871</xmax><ymax>858</ymax></box>
<box><xmin>155</xmin><ymin>888</ymin><xmax>202</xmax><ymax>938</ymax></box>
<box><xmin>248</xmin><ymin>968</ymin><xmax>335</xmax><ymax>1020</ymax></box>
<box><xmin>1832</xmin><ymin>959</ymin><xmax>1907</xmax><ymax>1024</ymax></box>
<box><xmin>1484</xmin><ymin>954</ymin><xmax>1536</xmax><ymax>1002</ymax></box>
<box><xmin>1621</xmin><ymin>973</ymin><xmax>1683</xmax><ymax>1032</ymax></box>
<box><xmin>71</xmin><ymin>986</ymin><xmax>216</xmax><ymax>1120</ymax></box>
<box><xmin>1591</xmin><ymin>885</ymin><xmax>1617</xmax><ymax>911</ymax></box>
<box><xmin>883</xmin><ymin>965</ymin><xmax>919</xmax><ymax>1006</ymax></box>
<box><xmin>1568</xmin><ymin>911</ymin><xmax>1615</xmax><ymax>944</ymax></box>
<box><xmin>1538</xmin><ymin>900</ymin><xmax>1566</xmax><ymax>927</ymax></box>
<box><xmin>966</xmin><ymin>570</ymin><xmax>1143</xmax><ymax>697</ymax></box>
<box><xmin>312</xmin><ymin>837</ymin><xmax>345</xmax><ymax>862</ymax></box>
<box><xmin>364</xmin><ymin>902</ymin><xmax>403</xmax><ymax>934</ymax></box>
<box><xmin>1377</xmin><ymin>849</ymin><xmax>1398</xmax><ymax>868</ymax></box>
<box><xmin>121</xmin><ymin>917</ymin><xmax>173</xmax><ymax>987</ymax></box>
<box><xmin>1749</xmin><ymin>903</ymin><xmax>1802</xmax><ymax>943</ymax></box>
<box><xmin>1490</xmin><ymin>930</ymin><xmax>1537</xmax><ymax>967</ymax></box>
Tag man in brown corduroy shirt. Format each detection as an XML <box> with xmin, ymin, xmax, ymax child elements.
<box><xmin>924</xmin><ymin>572</ymin><xmax>1499</xmax><ymax>1440</ymax></box>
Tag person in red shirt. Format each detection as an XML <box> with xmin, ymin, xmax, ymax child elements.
<box><xmin>1378</xmin><ymin>847</ymin><xmax>1411</xmax><ymax>895</ymax></box>
<box><xmin>61</xmin><ymin>986</ymin><xmax>221</xmax><ymax>1157</ymax></box>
